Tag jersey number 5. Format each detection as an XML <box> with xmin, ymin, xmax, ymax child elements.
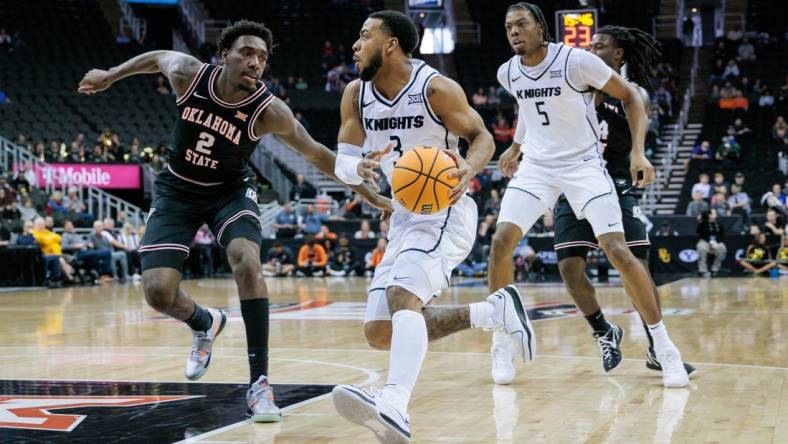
<box><xmin>195</xmin><ymin>131</ymin><xmax>215</xmax><ymax>155</ymax></box>
<box><xmin>535</xmin><ymin>101</ymin><xmax>550</xmax><ymax>126</ymax></box>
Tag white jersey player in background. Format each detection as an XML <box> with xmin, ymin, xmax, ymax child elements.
<box><xmin>329</xmin><ymin>10</ymin><xmax>534</xmax><ymax>444</ymax></box>
<box><xmin>487</xmin><ymin>2</ymin><xmax>688</xmax><ymax>389</ymax></box>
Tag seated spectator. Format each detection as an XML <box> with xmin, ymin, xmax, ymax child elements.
<box><xmin>315</xmin><ymin>224</ymin><xmax>337</xmax><ymax>243</ymax></box>
<box><xmin>773</xmin><ymin>116</ymin><xmax>788</xmax><ymax>145</ymax></box>
<box><xmin>732</xmin><ymin>119</ymin><xmax>752</xmax><ymax>139</ymax></box>
<box><xmin>274</xmin><ymin>202</ymin><xmax>298</xmax><ymax>238</ymax></box>
<box><xmin>764</xmin><ymin>209</ymin><xmax>785</xmax><ymax>236</ymax></box>
<box><xmin>297</xmin><ymin>237</ymin><xmax>328</xmax><ymax>277</ymax></box>
<box><xmin>32</xmin><ymin>217</ymin><xmax>65</xmax><ymax>286</ymax></box>
<box><xmin>491</xmin><ymin>116</ymin><xmax>512</xmax><ymax>153</ymax></box>
<box><xmin>532</xmin><ymin>212</ymin><xmax>554</xmax><ymax>236</ymax></box>
<box><xmin>691</xmin><ymin>173</ymin><xmax>711</xmax><ymax>199</ymax></box>
<box><xmin>290</xmin><ymin>174</ymin><xmax>316</xmax><ymax>201</ymax></box>
<box><xmin>759</xmin><ymin>88</ymin><xmax>775</xmax><ymax>107</ymax></box>
<box><xmin>456</xmin><ymin>242</ymin><xmax>487</xmax><ymax>277</ymax></box>
<box><xmin>484</xmin><ymin>189</ymin><xmax>502</xmax><ymax>216</ymax></box>
<box><xmin>3</xmin><ymin>201</ymin><xmax>21</xmax><ymax>220</ymax></box>
<box><xmin>472</xmin><ymin>88</ymin><xmax>488</xmax><ymax>107</ymax></box>
<box><xmin>761</xmin><ymin>184</ymin><xmax>787</xmax><ymax>217</ymax></box>
<box><xmin>262</xmin><ymin>242</ymin><xmax>295</xmax><ymax>277</ymax></box>
<box><xmin>716</xmin><ymin>136</ymin><xmax>741</xmax><ymax>161</ymax></box>
<box><xmin>487</xmin><ymin>86</ymin><xmax>501</xmax><ymax>107</ymax></box>
<box><xmin>89</xmin><ymin>220</ymin><xmax>128</xmax><ymax>283</ymax></box>
<box><xmin>378</xmin><ymin>219</ymin><xmax>389</xmax><ymax>239</ymax></box>
<box><xmin>365</xmin><ymin>238</ymin><xmax>387</xmax><ymax>275</ymax></box>
<box><xmin>12</xmin><ymin>221</ymin><xmax>36</xmax><ymax>246</ymax></box>
<box><xmin>711</xmin><ymin>191</ymin><xmax>729</xmax><ymax>215</ymax></box>
<box><xmin>301</xmin><ymin>204</ymin><xmax>326</xmax><ymax>235</ymax></box>
<box><xmin>696</xmin><ymin>209</ymin><xmax>726</xmax><ymax>277</ymax></box>
<box><xmin>726</xmin><ymin>25</ymin><xmax>743</xmax><ymax>42</ymax></box>
<box><xmin>655</xmin><ymin>221</ymin><xmax>679</xmax><ymax>236</ymax></box>
<box><xmin>737</xmin><ymin>38</ymin><xmax>756</xmax><ymax>62</ymax></box>
<box><xmin>653</xmin><ymin>84</ymin><xmax>672</xmax><ymax>116</ymax></box>
<box><xmin>727</xmin><ymin>183</ymin><xmax>751</xmax><ymax>219</ymax></box>
<box><xmin>739</xmin><ymin>233</ymin><xmax>777</xmax><ymax>275</ymax></box>
<box><xmin>46</xmin><ymin>191</ymin><xmax>67</xmax><ymax>216</ymax></box>
<box><xmin>720</xmin><ymin>81</ymin><xmax>735</xmax><ymax>99</ymax></box>
<box><xmin>328</xmin><ymin>236</ymin><xmax>363</xmax><ymax>277</ymax></box>
<box><xmin>191</xmin><ymin>224</ymin><xmax>216</xmax><ymax>278</ymax></box>
<box><xmin>707</xmin><ymin>84</ymin><xmax>721</xmax><ymax>102</ymax></box>
<box><xmin>686</xmin><ymin>191</ymin><xmax>710</xmax><ymax>217</ymax></box>
<box><xmin>690</xmin><ymin>141</ymin><xmax>713</xmax><ymax>162</ymax></box>
<box><xmin>155</xmin><ymin>76</ymin><xmax>170</xmax><ymax>95</ymax></box>
<box><xmin>354</xmin><ymin>220</ymin><xmax>376</xmax><ymax>240</ymax></box>
<box><xmin>722</xmin><ymin>59</ymin><xmax>740</xmax><ymax>79</ymax></box>
<box><xmin>513</xmin><ymin>236</ymin><xmax>542</xmax><ymax>279</ymax></box>
<box><xmin>61</xmin><ymin>219</ymin><xmax>112</xmax><ymax>280</ymax></box>
<box><xmin>477</xmin><ymin>214</ymin><xmax>496</xmax><ymax>254</ymax></box>
<box><xmin>712</xmin><ymin>172</ymin><xmax>728</xmax><ymax>195</ymax></box>
<box><xmin>118</xmin><ymin>222</ymin><xmax>142</xmax><ymax>278</ymax></box>
<box><xmin>719</xmin><ymin>89</ymin><xmax>749</xmax><ymax>110</ymax></box>
<box><xmin>294</xmin><ymin>77</ymin><xmax>308</xmax><ymax>90</ymax></box>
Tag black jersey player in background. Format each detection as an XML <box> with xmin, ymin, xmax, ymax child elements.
<box><xmin>553</xmin><ymin>26</ymin><xmax>696</xmax><ymax>376</ymax></box>
<box><xmin>78</xmin><ymin>20</ymin><xmax>391</xmax><ymax>421</ymax></box>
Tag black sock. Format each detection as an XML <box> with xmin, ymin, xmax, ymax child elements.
<box><xmin>585</xmin><ymin>308</ymin><xmax>610</xmax><ymax>333</ymax></box>
<box><xmin>241</xmin><ymin>298</ymin><xmax>269</xmax><ymax>386</ymax></box>
<box><xmin>185</xmin><ymin>304</ymin><xmax>212</xmax><ymax>332</ymax></box>
<box><xmin>643</xmin><ymin>322</ymin><xmax>655</xmax><ymax>351</ymax></box>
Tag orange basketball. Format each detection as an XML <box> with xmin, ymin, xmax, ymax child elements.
<box><xmin>391</xmin><ymin>146</ymin><xmax>459</xmax><ymax>215</ymax></box>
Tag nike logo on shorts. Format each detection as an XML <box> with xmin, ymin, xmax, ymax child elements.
<box><xmin>608</xmin><ymin>222</ymin><xmax>619</xmax><ymax>227</ymax></box>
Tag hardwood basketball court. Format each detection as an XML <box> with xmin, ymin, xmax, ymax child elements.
<box><xmin>1</xmin><ymin>276</ymin><xmax>786</xmax><ymax>442</ymax></box>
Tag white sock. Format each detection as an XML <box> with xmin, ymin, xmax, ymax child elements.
<box><xmin>469</xmin><ymin>301</ymin><xmax>494</xmax><ymax>329</ymax></box>
<box><xmin>647</xmin><ymin>320</ymin><xmax>675</xmax><ymax>353</ymax></box>
<box><xmin>381</xmin><ymin>310</ymin><xmax>428</xmax><ymax>413</ymax></box>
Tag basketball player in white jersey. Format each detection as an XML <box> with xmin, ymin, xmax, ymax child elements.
<box><xmin>329</xmin><ymin>10</ymin><xmax>535</xmax><ymax>444</ymax></box>
<box><xmin>487</xmin><ymin>3</ymin><xmax>688</xmax><ymax>389</ymax></box>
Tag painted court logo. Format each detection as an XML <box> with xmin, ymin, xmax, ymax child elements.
<box><xmin>0</xmin><ymin>396</ymin><xmax>194</xmax><ymax>431</ymax></box>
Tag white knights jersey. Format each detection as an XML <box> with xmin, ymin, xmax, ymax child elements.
<box><xmin>359</xmin><ymin>59</ymin><xmax>459</xmax><ymax>182</ymax></box>
<box><xmin>498</xmin><ymin>42</ymin><xmax>613</xmax><ymax>163</ymax></box>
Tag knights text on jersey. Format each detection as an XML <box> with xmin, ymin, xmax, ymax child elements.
<box><xmin>168</xmin><ymin>63</ymin><xmax>275</xmax><ymax>186</ymax></box>
<box><xmin>359</xmin><ymin>59</ymin><xmax>459</xmax><ymax>182</ymax></box>
<box><xmin>498</xmin><ymin>43</ymin><xmax>612</xmax><ymax>163</ymax></box>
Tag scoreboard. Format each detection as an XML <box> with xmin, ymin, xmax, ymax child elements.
<box><xmin>554</xmin><ymin>9</ymin><xmax>598</xmax><ymax>49</ymax></box>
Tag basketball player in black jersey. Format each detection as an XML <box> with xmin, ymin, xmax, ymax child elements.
<box><xmin>78</xmin><ymin>20</ymin><xmax>391</xmax><ymax>422</ymax></box>
<box><xmin>553</xmin><ymin>27</ymin><xmax>696</xmax><ymax>376</ymax></box>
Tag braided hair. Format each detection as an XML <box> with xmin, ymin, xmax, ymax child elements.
<box><xmin>506</xmin><ymin>2</ymin><xmax>553</xmax><ymax>43</ymax></box>
<box><xmin>596</xmin><ymin>25</ymin><xmax>662</xmax><ymax>92</ymax></box>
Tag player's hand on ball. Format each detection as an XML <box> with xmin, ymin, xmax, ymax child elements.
<box><xmin>77</xmin><ymin>69</ymin><xmax>114</xmax><ymax>95</ymax></box>
<box><xmin>356</xmin><ymin>143</ymin><xmax>393</xmax><ymax>191</ymax></box>
<box><xmin>498</xmin><ymin>144</ymin><xmax>521</xmax><ymax>178</ymax></box>
<box><xmin>443</xmin><ymin>150</ymin><xmax>472</xmax><ymax>205</ymax></box>
<box><xmin>630</xmin><ymin>153</ymin><xmax>655</xmax><ymax>188</ymax></box>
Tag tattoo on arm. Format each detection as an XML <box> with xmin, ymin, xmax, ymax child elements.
<box><xmin>422</xmin><ymin>305</ymin><xmax>471</xmax><ymax>341</ymax></box>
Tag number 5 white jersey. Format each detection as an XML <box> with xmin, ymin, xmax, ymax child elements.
<box><xmin>359</xmin><ymin>59</ymin><xmax>459</xmax><ymax>183</ymax></box>
<box><xmin>497</xmin><ymin>42</ymin><xmax>613</xmax><ymax>163</ymax></box>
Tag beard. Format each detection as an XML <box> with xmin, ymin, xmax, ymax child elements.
<box><xmin>238</xmin><ymin>82</ymin><xmax>258</xmax><ymax>93</ymax></box>
<box><xmin>359</xmin><ymin>50</ymin><xmax>383</xmax><ymax>81</ymax></box>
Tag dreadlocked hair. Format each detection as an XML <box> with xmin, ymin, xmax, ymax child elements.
<box><xmin>597</xmin><ymin>25</ymin><xmax>662</xmax><ymax>93</ymax></box>
<box><xmin>507</xmin><ymin>2</ymin><xmax>553</xmax><ymax>43</ymax></box>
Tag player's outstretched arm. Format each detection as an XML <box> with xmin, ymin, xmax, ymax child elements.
<box><xmin>427</xmin><ymin>76</ymin><xmax>495</xmax><ymax>203</ymax></box>
<box><xmin>77</xmin><ymin>50</ymin><xmax>201</xmax><ymax>96</ymax></box>
<box><xmin>255</xmin><ymin>97</ymin><xmax>393</xmax><ymax>212</ymax></box>
<box><xmin>600</xmin><ymin>73</ymin><xmax>655</xmax><ymax>187</ymax></box>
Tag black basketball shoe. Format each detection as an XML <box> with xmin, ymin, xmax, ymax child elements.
<box><xmin>594</xmin><ymin>323</ymin><xmax>624</xmax><ymax>373</ymax></box>
<box><xmin>646</xmin><ymin>347</ymin><xmax>698</xmax><ymax>378</ymax></box>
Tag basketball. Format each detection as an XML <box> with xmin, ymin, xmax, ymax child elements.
<box><xmin>391</xmin><ymin>146</ymin><xmax>459</xmax><ymax>215</ymax></box>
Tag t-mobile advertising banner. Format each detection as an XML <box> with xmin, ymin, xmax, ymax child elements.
<box><xmin>36</xmin><ymin>164</ymin><xmax>141</xmax><ymax>189</ymax></box>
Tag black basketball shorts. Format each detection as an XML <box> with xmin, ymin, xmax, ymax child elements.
<box><xmin>139</xmin><ymin>170</ymin><xmax>262</xmax><ymax>272</ymax></box>
<box><xmin>553</xmin><ymin>193</ymin><xmax>650</xmax><ymax>262</ymax></box>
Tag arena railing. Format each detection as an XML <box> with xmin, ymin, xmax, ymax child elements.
<box><xmin>178</xmin><ymin>0</ymin><xmax>229</xmax><ymax>46</ymax></box>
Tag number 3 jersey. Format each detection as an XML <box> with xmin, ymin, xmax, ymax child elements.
<box><xmin>168</xmin><ymin>63</ymin><xmax>275</xmax><ymax>186</ymax></box>
<box><xmin>497</xmin><ymin>42</ymin><xmax>612</xmax><ymax>163</ymax></box>
<box><xmin>359</xmin><ymin>59</ymin><xmax>459</xmax><ymax>183</ymax></box>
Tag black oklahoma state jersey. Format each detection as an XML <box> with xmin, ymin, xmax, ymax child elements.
<box><xmin>168</xmin><ymin>63</ymin><xmax>274</xmax><ymax>186</ymax></box>
<box><xmin>596</xmin><ymin>94</ymin><xmax>630</xmax><ymax>180</ymax></box>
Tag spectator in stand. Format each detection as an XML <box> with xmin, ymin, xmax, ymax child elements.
<box><xmin>294</xmin><ymin>112</ymin><xmax>310</xmax><ymax>131</ymax></box>
<box><xmin>46</xmin><ymin>191</ymin><xmax>68</xmax><ymax>216</ymax></box>
<box><xmin>191</xmin><ymin>224</ymin><xmax>216</xmax><ymax>277</ymax></box>
<box><xmin>732</xmin><ymin>119</ymin><xmax>752</xmax><ymax>139</ymax></box>
<box><xmin>13</xmin><ymin>220</ymin><xmax>36</xmax><ymax>246</ymax></box>
<box><xmin>61</xmin><ymin>219</ymin><xmax>112</xmax><ymax>280</ymax></box>
<box><xmin>720</xmin><ymin>89</ymin><xmax>749</xmax><ymax>110</ymax></box>
<box><xmin>126</xmin><ymin>142</ymin><xmax>142</xmax><ymax>163</ymax></box>
<box><xmin>365</xmin><ymin>238</ymin><xmax>387</xmax><ymax>276</ymax></box>
<box><xmin>62</xmin><ymin>187</ymin><xmax>82</xmax><ymax>212</ymax></box>
<box><xmin>118</xmin><ymin>222</ymin><xmax>142</xmax><ymax>279</ymax></box>
<box><xmin>655</xmin><ymin>221</ymin><xmax>679</xmax><ymax>236</ymax></box>
<box><xmin>720</xmin><ymin>81</ymin><xmax>735</xmax><ymax>99</ymax></box>
<box><xmin>274</xmin><ymin>202</ymin><xmax>298</xmax><ymax>238</ymax></box>
<box><xmin>716</xmin><ymin>135</ymin><xmax>741</xmax><ymax>161</ymax></box>
<box><xmin>472</xmin><ymin>87</ymin><xmax>488</xmax><ymax>107</ymax></box>
<box><xmin>691</xmin><ymin>173</ymin><xmax>712</xmax><ymax>198</ymax></box>
<box><xmin>761</xmin><ymin>184</ymin><xmax>788</xmax><ymax>217</ymax></box>
<box><xmin>696</xmin><ymin>209</ymin><xmax>726</xmax><ymax>277</ymax></box>
<box><xmin>89</xmin><ymin>220</ymin><xmax>128</xmax><ymax>283</ymax></box>
<box><xmin>727</xmin><ymin>25</ymin><xmax>743</xmax><ymax>42</ymax></box>
<box><xmin>456</xmin><ymin>242</ymin><xmax>487</xmax><ymax>277</ymax></box>
<box><xmin>737</xmin><ymin>38</ymin><xmax>756</xmax><ymax>62</ymax></box>
<box><xmin>764</xmin><ymin>208</ymin><xmax>785</xmax><ymax>236</ymax></box>
<box><xmin>45</xmin><ymin>141</ymin><xmax>62</xmax><ymax>162</ymax></box>
<box><xmin>709</xmin><ymin>59</ymin><xmax>725</xmax><ymax>85</ymax></box>
<box><xmin>773</xmin><ymin>116</ymin><xmax>788</xmax><ymax>145</ymax></box>
<box><xmin>290</xmin><ymin>174</ymin><xmax>316</xmax><ymax>201</ymax></box>
<box><xmin>708</xmin><ymin>84</ymin><xmax>721</xmax><ymax>103</ymax></box>
<box><xmin>301</xmin><ymin>204</ymin><xmax>326</xmax><ymax>235</ymax></box>
<box><xmin>712</xmin><ymin>172</ymin><xmax>729</xmax><ymax>196</ymax></box>
<box><xmin>297</xmin><ymin>236</ymin><xmax>328</xmax><ymax>277</ymax></box>
<box><xmin>328</xmin><ymin>236</ymin><xmax>362</xmax><ymax>277</ymax></box>
<box><xmin>484</xmin><ymin>188</ymin><xmax>502</xmax><ymax>216</ymax></box>
<box><xmin>315</xmin><ymin>224</ymin><xmax>338</xmax><ymax>250</ymax></box>
<box><xmin>294</xmin><ymin>77</ymin><xmax>308</xmax><ymax>91</ymax></box>
<box><xmin>734</xmin><ymin>171</ymin><xmax>746</xmax><ymax>189</ymax></box>
<box><xmin>3</xmin><ymin>201</ymin><xmax>21</xmax><ymax>220</ymax></box>
<box><xmin>728</xmin><ymin>183</ymin><xmax>751</xmax><ymax>219</ymax></box>
<box><xmin>491</xmin><ymin>115</ymin><xmax>512</xmax><ymax>153</ymax></box>
<box><xmin>653</xmin><ymin>83</ymin><xmax>672</xmax><ymax>116</ymax></box>
<box><xmin>487</xmin><ymin>86</ymin><xmax>501</xmax><ymax>107</ymax></box>
<box><xmin>354</xmin><ymin>219</ymin><xmax>376</xmax><ymax>240</ymax></box>
<box><xmin>262</xmin><ymin>242</ymin><xmax>295</xmax><ymax>277</ymax></box>
<box><xmin>19</xmin><ymin>198</ymin><xmax>40</xmax><ymax>222</ymax></box>
<box><xmin>155</xmin><ymin>76</ymin><xmax>170</xmax><ymax>95</ymax></box>
<box><xmin>378</xmin><ymin>219</ymin><xmax>389</xmax><ymax>239</ymax></box>
<box><xmin>711</xmin><ymin>191</ymin><xmax>729</xmax><ymax>215</ymax></box>
<box><xmin>689</xmin><ymin>140</ymin><xmax>713</xmax><ymax>164</ymax></box>
<box><xmin>687</xmin><ymin>191</ymin><xmax>710</xmax><ymax>217</ymax></box>
<box><xmin>722</xmin><ymin>59</ymin><xmax>741</xmax><ymax>80</ymax></box>
<box><xmin>32</xmin><ymin>217</ymin><xmax>65</xmax><ymax>286</ymax></box>
<box><xmin>739</xmin><ymin>233</ymin><xmax>777</xmax><ymax>275</ymax></box>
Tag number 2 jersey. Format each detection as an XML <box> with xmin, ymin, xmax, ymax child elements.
<box><xmin>359</xmin><ymin>59</ymin><xmax>459</xmax><ymax>183</ymax></box>
<box><xmin>497</xmin><ymin>42</ymin><xmax>612</xmax><ymax>163</ymax></box>
<box><xmin>168</xmin><ymin>63</ymin><xmax>275</xmax><ymax>187</ymax></box>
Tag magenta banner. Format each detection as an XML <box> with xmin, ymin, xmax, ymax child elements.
<box><xmin>36</xmin><ymin>164</ymin><xmax>141</xmax><ymax>189</ymax></box>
